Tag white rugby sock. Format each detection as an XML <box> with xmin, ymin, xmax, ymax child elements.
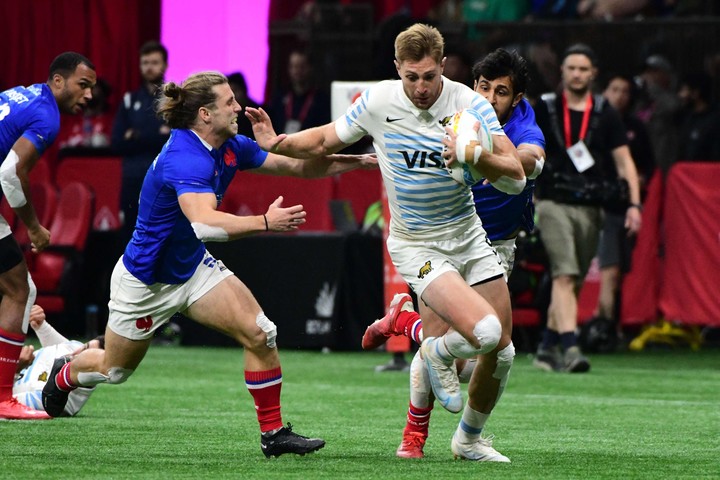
<box><xmin>455</xmin><ymin>405</ymin><xmax>490</xmax><ymax>443</ymax></box>
<box><xmin>409</xmin><ymin>350</ymin><xmax>432</xmax><ymax>408</ymax></box>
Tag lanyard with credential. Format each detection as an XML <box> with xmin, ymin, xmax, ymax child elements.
<box><xmin>285</xmin><ymin>90</ymin><xmax>316</xmax><ymax>123</ymax></box>
<box><xmin>562</xmin><ymin>93</ymin><xmax>593</xmax><ymax>148</ymax></box>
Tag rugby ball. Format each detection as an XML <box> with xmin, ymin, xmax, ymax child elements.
<box><xmin>446</xmin><ymin>108</ymin><xmax>493</xmax><ymax>186</ymax></box>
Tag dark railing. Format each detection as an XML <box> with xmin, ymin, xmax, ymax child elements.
<box><xmin>269</xmin><ymin>6</ymin><xmax>720</xmax><ymax>101</ymax></box>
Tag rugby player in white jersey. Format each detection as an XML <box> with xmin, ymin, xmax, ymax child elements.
<box><xmin>247</xmin><ymin>24</ymin><xmax>525</xmax><ymax>461</ymax></box>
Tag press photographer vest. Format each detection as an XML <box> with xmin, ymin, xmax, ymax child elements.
<box><xmin>537</xmin><ymin>92</ymin><xmax>629</xmax><ymax>211</ymax></box>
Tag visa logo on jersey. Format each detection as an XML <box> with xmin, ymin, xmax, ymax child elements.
<box><xmin>399</xmin><ymin>150</ymin><xmax>444</xmax><ymax>169</ymax></box>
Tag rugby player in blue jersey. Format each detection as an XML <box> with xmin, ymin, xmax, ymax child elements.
<box><xmin>0</xmin><ymin>52</ymin><xmax>96</xmax><ymax>420</ymax></box>
<box><xmin>362</xmin><ymin>49</ymin><xmax>546</xmax><ymax>460</ymax></box>
<box><xmin>41</xmin><ymin>71</ymin><xmax>374</xmax><ymax>457</ymax></box>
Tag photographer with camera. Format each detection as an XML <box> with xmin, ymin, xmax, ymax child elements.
<box><xmin>532</xmin><ymin>44</ymin><xmax>642</xmax><ymax>373</ymax></box>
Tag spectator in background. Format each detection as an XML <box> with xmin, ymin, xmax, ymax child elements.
<box><xmin>587</xmin><ymin>74</ymin><xmax>655</xmax><ymax>341</ymax></box>
<box><xmin>111</xmin><ymin>40</ymin><xmax>171</xmax><ymax>243</ymax></box>
<box><xmin>634</xmin><ymin>54</ymin><xmax>681</xmax><ymax>173</ymax></box>
<box><xmin>676</xmin><ymin>72</ymin><xmax>720</xmax><ymax>162</ymax></box>
<box><xmin>702</xmin><ymin>51</ymin><xmax>720</xmax><ymax>104</ymax></box>
<box><xmin>603</xmin><ymin>74</ymin><xmax>656</xmax><ymax>186</ymax></box>
<box><xmin>58</xmin><ymin>78</ymin><xmax>114</xmax><ymax>151</ymax></box>
<box><xmin>533</xmin><ymin>44</ymin><xmax>642</xmax><ymax>373</ymax></box>
<box><xmin>443</xmin><ymin>46</ymin><xmax>474</xmax><ymax>87</ymax></box>
<box><xmin>268</xmin><ymin>49</ymin><xmax>330</xmax><ymax>134</ymax></box>
<box><xmin>530</xmin><ymin>0</ymin><xmax>580</xmax><ymax>18</ymax></box>
<box><xmin>227</xmin><ymin>72</ymin><xmax>261</xmax><ymax>140</ymax></box>
<box><xmin>463</xmin><ymin>0</ymin><xmax>529</xmax><ymax>40</ymax></box>
<box><xmin>577</xmin><ymin>0</ymin><xmax>651</xmax><ymax>19</ymax></box>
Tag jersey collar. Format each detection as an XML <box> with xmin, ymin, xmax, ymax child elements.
<box><xmin>189</xmin><ymin>129</ymin><xmax>213</xmax><ymax>151</ymax></box>
<box><xmin>397</xmin><ymin>76</ymin><xmax>446</xmax><ymax>121</ymax></box>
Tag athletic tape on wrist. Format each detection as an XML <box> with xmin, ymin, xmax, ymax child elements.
<box><xmin>493</xmin><ymin>175</ymin><xmax>527</xmax><ymax>195</ymax></box>
<box><xmin>527</xmin><ymin>157</ymin><xmax>545</xmax><ymax>180</ymax></box>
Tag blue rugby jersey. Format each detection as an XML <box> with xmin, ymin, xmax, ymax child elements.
<box><xmin>0</xmin><ymin>84</ymin><xmax>60</xmax><ymax>160</ymax></box>
<box><xmin>122</xmin><ymin>129</ymin><xmax>267</xmax><ymax>285</ymax></box>
<box><xmin>472</xmin><ymin>98</ymin><xmax>545</xmax><ymax>240</ymax></box>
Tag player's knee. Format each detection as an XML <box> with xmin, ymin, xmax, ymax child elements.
<box><xmin>107</xmin><ymin>367</ymin><xmax>134</xmax><ymax>384</ymax></box>
<box><xmin>473</xmin><ymin>314</ymin><xmax>502</xmax><ymax>354</ymax></box>
<box><xmin>77</xmin><ymin>371</ymin><xmax>109</xmax><ymax>386</ymax></box>
<box><xmin>255</xmin><ymin>312</ymin><xmax>277</xmax><ymax>349</ymax></box>
<box><xmin>493</xmin><ymin>342</ymin><xmax>515</xmax><ymax>380</ymax></box>
<box><xmin>240</xmin><ymin>313</ymin><xmax>278</xmax><ymax>352</ymax></box>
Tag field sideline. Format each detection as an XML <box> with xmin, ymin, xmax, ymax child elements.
<box><xmin>4</xmin><ymin>347</ymin><xmax>718</xmax><ymax>479</ymax></box>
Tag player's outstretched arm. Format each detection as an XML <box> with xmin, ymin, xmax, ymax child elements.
<box><xmin>245</xmin><ymin>107</ymin><xmax>346</xmax><ymax>159</ymax></box>
<box><xmin>256</xmin><ymin>153</ymin><xmax>377</xmax><ymax>178</ymax></box>
<box><xmin>180</xmin><ymin>192</ymin><xmax>307</xmax><ymax>241</ymax></box>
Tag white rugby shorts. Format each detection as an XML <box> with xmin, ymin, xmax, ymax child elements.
<box><xmin>492</xmin><ymin>238</ymin><xmax>517</xmax><ymax>281</ymax></box>
<box><xmin>387</xmin><ymin>219</ymin><xmax>505</xmax><ymax>299</ymax></box>
<box><xmin>107</xmin><ymin>250</ymin><xmax>233</xmax><ymax>340</ymax></box>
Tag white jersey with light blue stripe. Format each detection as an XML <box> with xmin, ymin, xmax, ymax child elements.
<box><xmin>13</xmin><ymin>342</ymin><xmax>94</xmax><ymax>416</ymax></box>
<box><xmin>335</xmin><ymin>77</ymin><xmax>504</xmax><ymax>241</ymax></box>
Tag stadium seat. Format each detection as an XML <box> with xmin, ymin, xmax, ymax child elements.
<box><xmin>334</xmin><ymin>169</ymin><xmax>382</xmax><ymax>227</ymax></box>
<box><xmin>13</xmin><ymin>182</ymin><xmax>59</xmax><ymax>253</ymax></box>
<box><xmin>30</xmin><ymin>181</ymin><xmax>94</xmax><ymax>316</ymax></box>
<box><xmin>56</xmin><ymin>156</ymin><xmax>123</xmax><ymax>231</ymax></box>
<box><xmin>29</xmin><ymin>158</ymin><xmax>52</xmax><ymax>185</ymax></box>
<box><xmin>220</xmin><ymin>172</ymin><xmax>335</xmax><ymax>232</ymax></box>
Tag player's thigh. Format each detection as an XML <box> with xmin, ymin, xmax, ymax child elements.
<box><xmin>472</xmin><ymin>277</ymin><xmax>512</xmax><ymax>335</ymax></box>
<box><xmin>184</xmin><ymin>275</ymin><xmax>263</xmax><ymax>343</ymax></box>
<box><xmin>387</xmin><ymin>219</ymin><xmax>504</xmax><ymax>300</ymax></box>
<box><xmin>422</xmin><ymin>270</ymin><xmax>499</xmax><ymax>332</ymax></box>
<box><xmin>101</xmin><ymin>327</ymin><xmax>152</xmax><ymax>371</ymax></box>
<box><xmin>418</xmin><ymin>300</ymin><xmax>449</xmax><ymax>337</ymax></box>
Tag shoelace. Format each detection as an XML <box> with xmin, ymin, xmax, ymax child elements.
<box><xmin>478</xmin><ymin>433</ymin><xmax>496</xmax><ymax>447</ymax></box>
<box><xmin>402</xmin><ymin>432</ymin><xmax>426</xmax><ymax>448</ymax></box>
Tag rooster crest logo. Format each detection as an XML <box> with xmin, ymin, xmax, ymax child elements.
<box><xmin>418</xmin><ymin>260</ymin><xmax>433</xmax><ymax>279</ymax></box>
<box><xmin>439</xmin><ymin>115</ymin><xmax>454</xmax><ymax>127</ymax></box>
<box><xmin>314</xmin><ymin>282</ymin><xmax>337</xmax><ymax>318</ymax></box>
<box><xmin>38</xmin><ymin>371</ymin><xmax>48</xmax><ymax>382</ymax></box>
<box><xmin>136</xmin><ymin>315</ymin><xmax>153</xmax><ymax>333</ymax></box>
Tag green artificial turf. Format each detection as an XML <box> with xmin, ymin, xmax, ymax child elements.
<box><xmin>3</xmin><ymin>347</ymin><xmax>719</xmax><ymax>479</ymax></box>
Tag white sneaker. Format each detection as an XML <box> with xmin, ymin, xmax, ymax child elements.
<box><xmin>420</xmin><ymin>337</ymin><xmax>462</xmax><ymax>413</ymax></box>
<box><xmin>451</xmin><ymin>432</ymin><xmax>511</xmax><ymax>462</ymax></box>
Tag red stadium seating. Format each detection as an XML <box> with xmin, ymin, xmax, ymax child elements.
<box><xmin>56</xmin><ymin>156</ymin><xmax>122</xmax><ymax>231</ymax></box>
<box><xmin>31</xmin><ymin>182</ymin><xmax>94</xmax><ymax>314</ymax></box>
<box><xmin>334</xmin><ymin>169</ymin><xmax>382</xmax><ymax>226</ymax></box>
<box><xmin>13</xmin><ymin>182</ymin><xmax>58</xmax><ymax>251</ymax></box>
